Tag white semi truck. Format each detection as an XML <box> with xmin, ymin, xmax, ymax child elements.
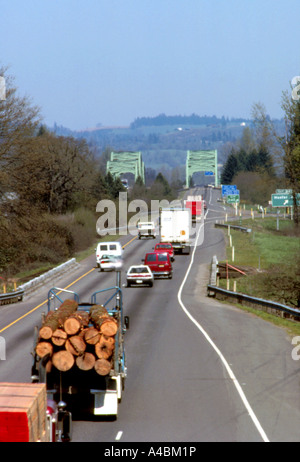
<box><xmin>159</xmin><ymin>208</ymin><xmax>191</xmax><ymax>254</ymax></box>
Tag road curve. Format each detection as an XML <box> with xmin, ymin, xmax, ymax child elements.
<box><xmin>0</xmin><ymin>187</ymin><xmax>299</xmax><ymax>442</ymax></box>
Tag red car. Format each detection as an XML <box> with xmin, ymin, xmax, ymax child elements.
<box><xmin>142</xmin><ymin>252</ymin><xmax>173</xmax><ymax>279</ymax></box>
<box><xmin>154</xmin><ymin>243</ymin><xmax>175</xmax><ymax>261</ymax></box>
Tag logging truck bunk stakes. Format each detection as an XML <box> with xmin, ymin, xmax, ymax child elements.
<box><xmin>31</xmin><ymin>271</ymin><xmax>129</xmax><ymax>421</ymax></box>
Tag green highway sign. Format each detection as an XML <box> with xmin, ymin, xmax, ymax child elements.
<box><xmin>226</xmin><ymin>194</ymin><xmax>240</xmax><ymax>204</ymax></box>
<box><xmin>271</xmin><ymin>193</ymin><xmax>300</xmax><ymax>207</ymax></box>
<box><xmin>276</xmin><ymin>189</ymin><xmax>292</xmax><ymax>194</ymax></box>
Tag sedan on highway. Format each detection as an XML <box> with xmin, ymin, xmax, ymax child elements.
<box><xmin>126</xmin><ymin>265</ymin><xmax>154</xmax><ymax>287</ymax></box>
<box><xmin>99</xmin><ymin>254</ymin><xmax>123</xmax><ymax>272</ymax></box>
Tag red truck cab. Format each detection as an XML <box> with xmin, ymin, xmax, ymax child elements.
<box><xmin>142</xmin><ymin>252</ymin><xmax>173</xmax><ymax>279</ymax></box>
<box><xmin>154</xmin><ymin>243</ymin><xmax>175</xmax><ymax>261</ymax></box>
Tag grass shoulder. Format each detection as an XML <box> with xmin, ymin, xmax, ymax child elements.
<box><xmin>217</xmin><ymin>216</ymin><xmax>300</xmax><ymax>309</ymax></box>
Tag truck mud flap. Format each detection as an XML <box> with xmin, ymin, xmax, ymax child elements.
<box><xmin>90</xmin><ymin>376</ymin><xmax>121</xmax><ymax>416</ymax></box>
<box><xmin>90</xmin><ymin>389</ymin><xmax>118</xmax><ymax>416</ymax></box>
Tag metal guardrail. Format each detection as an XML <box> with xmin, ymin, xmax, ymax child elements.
<box><xmin>0</xmin><ymin>289</ymin><xmax>24</xmax><ymax>305</ymax></box>
<box><xmin>215</xmin><ymin>223</ymin><xmax>252</xmax><ymax>233</ymax></box>
<box><xmin>208</xmin><ymin>255</ymin><xmax>300</xmax><ymax>321</ymax></box>
<box><xmin>207</xmin><ymin>284</ymin><xmax>300</xmax><ymax>321</ymax></box>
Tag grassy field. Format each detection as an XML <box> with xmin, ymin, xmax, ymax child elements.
<box><xmin>218</xmin><ymin>216</ymin><xmax>300</xmax><ymax>308</ymax></box>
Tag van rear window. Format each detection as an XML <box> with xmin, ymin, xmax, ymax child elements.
<box><xmin>110</xmin><ymin>245</ymin><xmax>117</xmax><ymax>250</ymax></box>
<box><xmin>100</xmin><ymin>245</ymin><xmax>108</xmax><ymax>251</ymax></box>
<box><xmin>146</xmin><ymin>254</ymin><xmax>157</xmax><ymax>262</ymax></box>
<box><xmin>158</xmin><ymin>254</ymin><xmax>168</xmax><ymax>261</ymax></box>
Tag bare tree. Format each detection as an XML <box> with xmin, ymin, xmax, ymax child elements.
<box><xmin>278</xmin><ymin>90</ymin><xmax>300</xmax><ymax>225</ymax></box>
<box><xmin>0</xmin><ymin>66</ymin><xmax>41</xmax><ymax>193</ymax></box>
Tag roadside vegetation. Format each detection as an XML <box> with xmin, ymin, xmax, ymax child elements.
<box><xmin>0</xmin><ymin>67</ymin><xmax>181</xmax><ymax>288</ymax></box>
<box><xmin>0</xmin><ymin>65</ymin><xmax>299</xmax><ymax>301</ymax></box>
<box><xmin>218</xmin><ymin>90</ymin><xmax>300</xmax><ymax>309</ymax></box>
<box><xmin>218</xmin><ymin>215</ymin><xmax>300</xmax><ymax>309</ymax></box>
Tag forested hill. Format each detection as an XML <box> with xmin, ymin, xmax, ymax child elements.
<box><xmin>51</xmin><ymin>114</ymin><xmax>285</xmax><ymax>171</ymax></box>
<box><xmin>129</xmin><ymin>113</ymin><xmax>248</xmax><ymax>129</ymax></box>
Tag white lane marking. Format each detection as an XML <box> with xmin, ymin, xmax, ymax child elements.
<box><xmin>115</xmin><ymin>431</ymin><xmax>123</xmax><ymax>440</ymax></box>
<box><xmin>177</xmin><ymin>221</ymin><xmax>270</xmax><ymax>443</ymax></box>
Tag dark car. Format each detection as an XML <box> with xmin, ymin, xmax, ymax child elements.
<box><xmin>142</xmin><ymin>252</ymin><xmax>173</xmax><ymax>279</ymax></box>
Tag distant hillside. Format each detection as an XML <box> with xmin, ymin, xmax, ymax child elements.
<box><xmin>130</xmin><ymin>113</ymin><xmax>247</xmax><ymax>129</ymax></box>
<box><xmin>50</xmin><ymin>114</ymin><xmax>285</xmax><ymax>174</ymax></box>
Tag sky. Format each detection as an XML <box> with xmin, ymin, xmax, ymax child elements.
<box><xmin>1</xmin><ymin>0</ymin><xmax>300</xmax><ymax>130</ymax></box>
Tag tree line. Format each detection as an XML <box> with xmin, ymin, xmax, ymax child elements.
<box><xmin>130</xmin><ymin>113</ymin><xmax>248</xmax><ymax>129</ymax></box>
<box><xmin>0</xmin><ymin>67</ymin><xmax>126</xmax><ymax>276</ymax></box>
<box><xmin>220</xmin><ymin>99</ymin><xmax>300</xmax><ymax>223</ymax></box>
<box><xmin>0</xmin><ymin>67</ymin><xmax>179</xmax><ymax>277</ymax></box>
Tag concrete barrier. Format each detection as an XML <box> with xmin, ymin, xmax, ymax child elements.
<box><xmin>18</xmin><ymin>258</ymin><xmax>80</xmax><ymax>296</ymax></box>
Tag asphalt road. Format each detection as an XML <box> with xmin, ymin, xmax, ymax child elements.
<box><xmin>1</xmin><ymin>186</ymin><xmax>300</xmax><ymax>442</ymax></box>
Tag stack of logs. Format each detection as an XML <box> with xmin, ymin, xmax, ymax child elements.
<box><xmin>35</xmin><ymin>300</ymin><xmax>119</xmax><ymax>376</ymax></box>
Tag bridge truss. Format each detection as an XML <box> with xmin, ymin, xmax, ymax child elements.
<box><xmin>186</xmin><ymin>150</ymin><xmax>218</xmax><ymax>188</ymax></box>
<box><xmin>106</xmin><ymin>151</ymin><xmax>145</xmax><ymax>183</ymax></box>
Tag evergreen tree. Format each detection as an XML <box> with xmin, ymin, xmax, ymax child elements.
<box><xmin>104</xmin><ymin>172</ymin><xmax>125</xmax><ymax>199</ymax></box>
<box><xmin>221</xmin><ymin>151</ymin><xmax>239</xmax><ymax>184</ymax></box>
<box><xmin>154</xmin><ymin>172</ymin><xmax>172</xmax><ymax>196</ymax></box>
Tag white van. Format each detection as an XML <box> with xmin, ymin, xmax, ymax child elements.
<box><xmin>137</xmin><ymin>221</ymin><xmax>156</xmax><ymax>239</ymax></box>
<box><xmin>96</xmin><ymin>241</ymin><xmax>123</xmax><ymax>268</ymax></box>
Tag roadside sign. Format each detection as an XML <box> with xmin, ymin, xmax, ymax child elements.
<box><xmin>275</xmin><ymin>189</ymin><xmax>292</xmax><ymax>194</ymax></box>
<box><xmin>271</xmin><ymin>193</ymin><xmax>300</xmax><ymax>207</ymax></box>
<box><xmin>226</xmin><ymin>194</ymin><xmax>240</xmax><ymax>204</ymax></box>
<box><xmin>222</xmin><ymin>185</ymin><xmax>237</xmax><ymax>196</ymax></box>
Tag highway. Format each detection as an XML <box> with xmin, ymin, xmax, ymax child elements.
<box><xmin>1</xmin><ymin>187</ymin><xmax>300</xmax><ymax>442</ymax></box>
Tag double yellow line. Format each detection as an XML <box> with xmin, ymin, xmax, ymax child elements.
<box><xmin>0</xmin><ymin>235</ymin><xmax>137</xmax><ymax>334</ymax></box>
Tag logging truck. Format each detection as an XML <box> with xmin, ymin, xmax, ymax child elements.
<box><xmin>31</xmin><ymin>275</ymin><xmax>128</xmax><ymax>428</ymax></box>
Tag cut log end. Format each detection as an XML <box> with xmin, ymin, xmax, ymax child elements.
<box><xmin>65</xmin><ymin>336</ymin><xmax>86</xmax><ymax>356</ymax></box>
<box><xmin>76</xmin><ymin>352</ymin><xmax>96</xmax><ymax>371</ymax></box>
<box><xmin>94</xmin><ymin>358</ymin><xmax>112</xmax><ymax>376</ymax></box>
<box><xmin>84</xmin><ymin>327</ymin><xmax>101</xmax><ymax>345</ymax></box>
<box><xmin>52</xmin><ymin>350</ymin><xmax>75</xmax><ymax>371</ymax></box>
<box><xmin>39</xmin><ymin>326</ymin><xmax>53</xmax><ymax>340</ymax></box>
<box><xmin>51</xmin><ymin>329</ymin><xmax>67</xmax><ymax>346</ymax></box>
<box><xmin>99</xmin><ymin>318</ymin><xmax>118</xmax><ymax>336</ymax></box>
<box><xmin>35</xmin><ymin>342</ymin><xmax>53</xmax><ymax>358</ymax></box>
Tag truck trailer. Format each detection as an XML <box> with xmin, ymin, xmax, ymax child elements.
<box><xmin>159</xmin><ymin>208</ymin><xmax>191</xmax><ymax>254</ymax></box>
<box><xmin>184</xmin><ymin>195</ymin><xmax>202</xmax><ymax>223</ymax></box>
<box><xmin>0</xmin><ymin>382</ymin><xmax>72</xmax><ymax>442</ymax></box>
